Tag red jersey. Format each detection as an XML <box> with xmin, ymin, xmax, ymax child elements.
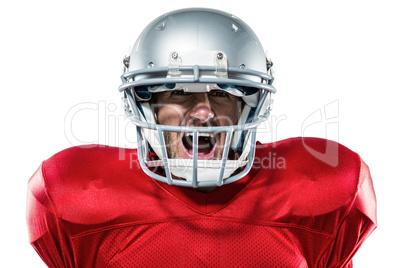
<box><xmin>26</xmin><ymin>137</ymin><xmax>376</xmax><ymax>267</ymax></box>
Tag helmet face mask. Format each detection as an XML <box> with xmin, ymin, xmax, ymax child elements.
<box><xmin>119</xmin><ymin>8</ymin><xmax>276</xmax><ymax>188</ymax></box>
<box><xmin>149</xmin><ymin>83</ymin><xmax>244</xmax><ymax>159</ymax></box>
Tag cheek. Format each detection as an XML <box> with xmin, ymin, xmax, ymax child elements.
<box><xmin>155</xmin><ymin>105</ymin><xmax>185</xmax><ymax>126</ymax></box>
<box><xmin>230</xmin><ymin>104</ymin><xmax>242</xmax><ymax>123</ymax></box>
<box><xmin>214</xmin><ymin>101</ymin><xmax>242</xmax><ymax>126</ymax></box>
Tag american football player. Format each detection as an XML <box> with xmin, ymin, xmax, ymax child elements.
<box><xmin>27</xmin><ymin>8</ymin><xmax>376</xmax><ymax>267</ymax></box>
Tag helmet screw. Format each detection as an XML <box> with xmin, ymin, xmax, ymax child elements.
<box><xmin>239</xmin><ymin>64</ymin><xmax>246</xmax><ymax>69</ymax></box>
<box><xmin>156</xmin><ymin>22</ymin><xmax>165</xmax><ymax>31</ymax></box>
<box><xmin>171</xmin><ymin>52</ymin><xmax>179</xmax><ymax>60</ymax></box>
<box><xmin>148</xmin><ymin>62</ymin><xmax>155</xmax><ymax>68</ymax></box>
<box><xmin>217</xmin><ymin>52</ymin><xmax>224</xmax><ymax>60</ymax></box>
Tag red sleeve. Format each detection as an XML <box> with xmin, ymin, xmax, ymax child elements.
<box><xmin>26</xmin><ymin>164</ymin><xmax>74</xmax><ymax>268</ymax></box>
<box><xmin>318</xmin><ymin>158</ymin><xmax>377</xmax><ymax>267</ymax></box>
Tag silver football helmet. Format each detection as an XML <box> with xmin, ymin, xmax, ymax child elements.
<box><xmin>119</xmin><ymin>8</ymin><xmax>276</xmax><ymax>188</ymax></box>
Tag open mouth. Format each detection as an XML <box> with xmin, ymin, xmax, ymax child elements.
<box><xmin>182</xmin><ymin>133</ymin><xmax>217</xmax><ymax>158</ymax></box>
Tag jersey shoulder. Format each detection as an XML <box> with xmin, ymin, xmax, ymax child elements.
<box><xmin>252</xmin><ymin>137</ymin><xmax>366</xmax><ymax>216</ymax></box>
<box><xmin>34</xmin><ymin>145</ymin><xmax>160</xmax><ymax>226</ymax></box>
<box><xmin>40</xmin><ymin>145</ymin><xmax>145</xmax><ymax>196</ymax></box>
<box><xmin>41</xmin><ymin>144</ymin><xmax>141</xmax><ymax>185</ymax></box>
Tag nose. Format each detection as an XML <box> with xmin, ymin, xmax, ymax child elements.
<box><xmin>189</xmin><ymin>93</ymin><xmax>215</xmax><ymax>124</ymax></box>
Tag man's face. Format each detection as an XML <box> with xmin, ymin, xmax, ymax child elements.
<box><xmin>152</xmin><ymin>85</ymin><xmax>243</xmax><ymax>161</ymax></box>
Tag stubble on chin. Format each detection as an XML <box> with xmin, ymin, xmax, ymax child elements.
<box><xmin>163</xmin><ymin>131</ymin><xmax>179</xmax><ymax>159</ymax></box>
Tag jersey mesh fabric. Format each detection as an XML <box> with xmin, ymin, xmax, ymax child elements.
<box><xmin>72</xmin><ymin>219</ymin><xmax>329</xmax><ymax>267</ymax></box>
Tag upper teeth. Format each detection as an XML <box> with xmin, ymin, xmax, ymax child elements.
<box><xmin>185</xmin><ymin>133</ymin><xmax>214</xmax><ymax>137</ymax></box>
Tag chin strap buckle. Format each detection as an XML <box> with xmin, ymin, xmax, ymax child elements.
<box><xmin>123</xmin><ymin>56</ymin><xmax>130</xmax><ymax>73</ymax></box>
<box><xmin>122</xmin><ymin>92</ymin><xmax>133</xmax><ymax>118</ymax></box>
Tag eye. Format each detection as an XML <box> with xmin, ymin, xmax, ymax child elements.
<box><xmin>171</xmin><ymin>90</ymin><xmax>189</xmax><ymax>96</ymax></box>
<box><xmin>209</xmin><ymin>90</ymin><xmax>229</xmax><ymax>98</ymax></box>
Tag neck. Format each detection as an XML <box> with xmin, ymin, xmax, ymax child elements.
<box><xmin>195</xmin><ymin>186</ymin><xmax>219</xmax><ymax>193</ymax></box>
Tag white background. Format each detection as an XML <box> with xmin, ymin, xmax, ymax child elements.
<box><xmin>1</xmin><ymin>0</ymin><xmax>400</xmax><ymax>266</ymax></box>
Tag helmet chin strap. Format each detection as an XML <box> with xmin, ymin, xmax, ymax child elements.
<box><xmin>167</xmin><ymin>158</ymin><xmax>249</xmax><ymax>182</ymax></box>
